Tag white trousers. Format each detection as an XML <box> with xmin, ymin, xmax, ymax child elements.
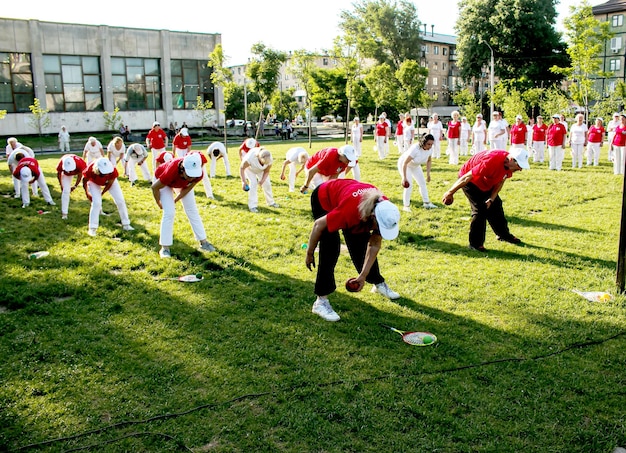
<box><xmin>395</xmin><ymin>136</ymin><xmax>404</xmax><ymax>154</ymax></box>
<box><xmin>447</xmin><ymin>139</ymin><xmax>459</xmax><ymax>165</ymax></box>
<box><xmin>532</xmin><ymin>141</ymin><xmax>545</xmax><ymax>162</ymax></box>
<box><xmin>59</xmin><ymin>141</ymin><xmax>70</xmax><ymax>152</ymax></box>
<box><xmin>490</xmin><ymin>138</ymin><xmax>506</xmax><ymax>151</ymax></box>
<box><xmin>460</xmin><ymin>137</ymin><xmax>469</xmax><ymax>156</ymax></box>
<box><xmin>432</xmin><ymin>137</ymin><xmax>441</xmax><ymax>158</ymax></box>
<box><xmin>571</xmin><ymin>143</ymin><xmax>584</xmax><ymax>168</ymax></box>
<box><xmin>245</xmin><ymin>168</ymin><xmax>275</xmax><ymax>209</ymax></box>
<box><xmin>352</xmin><ymin>137</ymin><xmax>362</xmax><ymax>158</ymax></box>
<box><xmin>548</xmin><ymin>146</ymin><xmax>564</xmax><ymax>171</ymax></box>
<box><xmin>210</xmin><ymin>154</ymin><xmax>231</xmax><ymax>178</ymax></box>
<box><xmin>87</xmin><ymin>180</ymin><xmax>130</xmax><ymax>229</ymax></box>
<box><xmin>398</xmin><ymin>160</ymin><xmax>430</xmax><ymax>206</ymax></box>
<box><xmin>127</xmin><ymin>158</ymin><xmax>152</xmax><ymax>183</ymax></box>
<box><xmin>472</xmin><ymin>133</ymin><xmax>485</xmax><ymax>154</ymax></box>
<box><xmin>60</xmin><ymin>173</ymin><xmax>74</xmax><ymax>215</ymax></box>
<box><xmin>18</xmin><ymin>173</ymin><xmax>52</xmax><ymax>206</ymax></box>
<box><xmin>200</xmin><ymin>171</ymin><xmax>214</xmax><ymax>198</ymax></box>
<box><xmin>375</xmin><ymin>136</ymin><xmax>387</xmax><ymax>159</ymax></box>
<box><xmin>587</xmin><ymin>142</ymin><xmax>601</xmax><ymax>166</ymax></box>
<box><xmin>159</xmin><ymin>186</ymin><xmax>206</xmax><ymax>247</ymax></box>
<box><xmin>174</xmin><ymin>147</ymin><xmax>188</xmax><ymax>158</ymax></box>
<box><xmin>614</xmin><ymin>146</ymin><xmax>625</xmax><ymax>175</ymax></box>
<box><xmin>151</xmin><ymin>147</ymin><xmax>165</xmax><ymax>176</ymax></box>
<box><xmin>287</xmin><ymin>161</ymin><xmax>299</xmax><ymax>192</ymax></box>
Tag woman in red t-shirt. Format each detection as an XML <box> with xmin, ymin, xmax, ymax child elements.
<box><xmin>612</xmin><ymin>114</ymin><xmax>626</xmax><ymax>175</ymax></box>
<box><xmin>447</xmin><ymin>111</ymin><xmax>461</xmax><ymax>165</ymax></box>
<box><xmin>374</xmin><ymin>115</ymin><xmax>390</xmax><ymax>159</ymax></box>
<box><xmin>304</xmin><ymin>179</ymin><xmax>401</xmax><ymax>322</ymax></box>
<box><xmin>586</xmin><ymin>118</ymin><xmax>605</xmax><ymax>167</ymax></box>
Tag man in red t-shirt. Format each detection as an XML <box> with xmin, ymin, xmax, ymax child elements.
<box><xmin>305</xmin><ymin>178</ymin><xmax>401</xmax><ymax>321</ymax></box>
<box><xmin>12</xmin><ymin>153</ymin><xmax>55</xmax><ymax>208</ymax></box>
<box><xmin>56</xmin><ymin>154</ymin><xmax>87</xmax><ymax>219</ymax></box>
<box><xmin>442</xmin><ymin>149</ymin><xmax>529</xmax><ymax>252</ymax></box>
<box><xmin>300</xmin><ymin>145</ymin><xmax>356</xmax><ymax>193</ymax></box>
<box><xmin>172</xmin><ymin>127</ymin><xmax>192</xmax><ymax>158</ymax></box>
<box><xmin>146</xmin><ymin>121</ymin><xmax>168</xmax><ymax>176</ymax></box>
<box><xmin>547</xmin><ymin>114</ymin><xmax>567</xmax><ymax>171</ymax></box>
<box><xmin>152</xmin><ymin>153</ymin><xmax>215</xmax><ymax>258</ymax></box>
<box><xmin>509</xmin><ymin>115</ymin><xmax>527</xmax><ymax>151</ymax></box>
<box><xmin>395</xmin><ymin>114</ymin><xmax>405</xmax><ymax>154</ymax></box>
<box><xmin>82</xmin><ymin>157</ymin><xmax>134</xmax><ymax>237</ymax></box>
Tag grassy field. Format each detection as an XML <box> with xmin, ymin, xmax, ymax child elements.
<box><xmin>1</xmin><ymin>138</ymin><xmax>625</xmax><ymax>452</ymax></box>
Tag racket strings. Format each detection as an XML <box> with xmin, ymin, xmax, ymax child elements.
<box><xmin>402</xmin><ymin>332</ymin><xmax>429</xmax><ymax>345</ymax></box>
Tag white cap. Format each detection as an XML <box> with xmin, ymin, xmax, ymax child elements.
<box><xmin>516</xmin><ymin>114</ymin><xmax>523</xmax><ymax>120</ymax></box>
<box><xmin>338</xmin><ymin>145</ymin><xmax>357</xmax><ymax>167</ymax></box>
<box><xmin>96</xmin><ymin>157</ymin><xmax>114</xmax><ymax>175</ymax></box>
<box><xmin>245</xmin><ymin>138</ymin><xmax>257</xmax><ymax>148</ymax></box>
<box><xmin>162</xmin><ymin>152</ymin><xmax>174</xmax><ymax>163</ymax></box>
<box><xmin>508</xmin><ymin>148</ymin><xmax>530</xmax><ymax>170</ymax></box>
<box><xmin>62</xmin><ymin>156</ymin><xmax>76</xmax><ymax>172</ymax></box>
<box><xmin>552</xmin><ymin>113</ymin><xmax>560</xmax><ymax>119</ymax></box>
<box><xmin>153</xmin><ymin>121</ymin><xmax>160</xmax><ymax>127</ymax></box>
<box><xmin>374</xmin><ymin>200</ymin><xmax>400</xmax><ymax>240</ymax></box>
<box><xmin>183</xmin><ymin>153</ymin><xmax>202</xmax><ymax>178</ymax></box>
<box><xmin>180</xmin><ymin>127</ymin><xmax>189</xmax><ymax>136</ymax></box>
<box><xmin>20</xmin><ymin>167</ymin><xmax>32</xmax><ymax>179</ymax></box>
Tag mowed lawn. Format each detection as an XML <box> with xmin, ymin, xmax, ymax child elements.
<box><xmin>1</xmin><ymin>138</ymin><xmax>625</xmax><ymax>452</ymax></box>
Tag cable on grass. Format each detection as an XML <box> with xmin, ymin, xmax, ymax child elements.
<box><xmin>12</xmin><ymin>330</ymin><xmax>625</xmax><ymax>452</ymax></box>
<box><xmin>62</xmin><ymin>432</ymin><xmax>193</xmax><ymax>453</ymax></box>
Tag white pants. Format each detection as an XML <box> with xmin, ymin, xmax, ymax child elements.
<box><xmin>395</xmin><ymin>136</ymin><xmax>404</xmax><ymax>154</ymax></box>
<box><xmin>87</xmin><ymin>180</ymin><xmax>130</xmax><ymax>229</ymax></box>
<box><xmin>151</xmin><ymin>147</ymin><xmax>165</xmax><ymax>176</ymax></box>
<box><xmin>432</xmin><ymin>137</ymin><xmax>441</xmax><ymax>158</ymax></box>
<box><xmin>571</xmin><ymin>143</ymin><xmax>584</xmax><ymax>168</ymax></box>
<box><xmin>18</xmin><ymin>173</ymin><xmax>52</xmax><ymax>206</ymax></box>
<box><xmin>460</xmin><ymin>137</ymin><xmax>469</xmax><ymax>156</ymax></box>
<box><xmin>548</xmin><ymin>146</ymin><xmax>564</xmax><ymax>170</ymax></box>
<box><xmin>398</xmin><ymin>160</ymin><xmax>430</xmax><ymax>206</ymax></box>
<box><xmin>60</xmin><ymin>173</ymin><xmax>75</xmax><ymax>215</ymax></box>
<box><xmin>472</xmin><ymin>133</ymin><xmax>485</xmax><ymax>154</ymax></box>
<box><xmin>287</xmin><ymin>161</ymin><xmax>299</xmax><ymax>192</ymax></box>
<box><xmin>159</xmin><ymin>186</ymin><xmax>206</xmax><ymax>247</ymax></box>
<box><xmin>59</xmin><ymin>141</ymin><xmax>70</xmax><ymax>152</ymax></box>
<box><xmin>532</xmin><ymin>141</ymin><xmax>545</xmax><ymax>162</ymax></box>
<box><xmin>200</xmin><ymin>171</ymin><xmax>214</xmax><ymax>198</ymax></box>
<box><xmin>127</xmin><ymin>158</ymin><xmax>152</xmax><ymax>183</ymax></box>
<box><xmin>491</xmin><ymin>138</ymin><xmax>506</xmax><ymax>151</ymax></box>
<box><xmin>245</xmin><ymin>168</ymin><xmax>275</xmax><ymax>209</ymax></box>
<box><xmin>174</xmin><ymin>147</ymin><xmax>188</xmax><ymax>158</ymax></box>
<box><xmin>210</xmin><ymin>154</ymin><xmax>231</xmax><ymax>178</ymax></box>
<box><xmin>352</xmin><ymin>138</ymin><xmax>362</xmax><ymax>158</ymax></box>
<box><xmin>447</xmin><ymin>139</ymin><xmax>459</xmax><ymax>165</ymax></box>
<box><xmin>375</xmin><ymin>136</ymin><xmax>387</xmax><ymax>159</ymax></box>
<box><xmin>587</xmin><ymin>142</ymin><xmax>601</xmax><ymax>166</ymax></box>
<box><xmin>614</xmin><ymin>146</ymin><xmax>625</xmax><ymax>175</ymax></box>
<box><xmin>609</xmin><ymin>133</ymin><xmax>616</xmax><ymax>161</ymax></box>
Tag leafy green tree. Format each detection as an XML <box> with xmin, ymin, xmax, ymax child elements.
<box><xmin>540</xmin><ymin>87</ymin><xmax>570</xmax><ymax>118</ymax></box>
<box><xmin>246</xmin><ymin>43</ymin><xmax>287</xmax><ymax>138</ymax></box>
<box><xmin>339</xmin><ymin>0</ymin><xmax>422</xmax><ymax>70</ymax></box>
<box><xmin>270</xmin><ymin>88</ymin><xmax>298</xmax><ymax>122</ymax></box>
<box><xmin>289</xmin><ymin>50</ymin><xmax>317</xmax><ymax>146</ymax></box>
<box><xmin>395</xmin><ymin>59</ymin><xmax>428</xmax><ymax>112</ymax></box>
<box><xmin>193</xmin><ymin>96</ymin><xmax>214</xmax><ymax>134</ymax></box>
<box><xmin>350</xmin><ymin>79</ymin><xmax>376</xmax><ymax>120</ymax></box>
<box><xmin>452</xmin><ymin>88</ymin><xmax>481</xmax><ymax>119</ymax></box>
<box><xmin>0</xmin><ymin>110</ymin><xmax>6</xmax><ymax>120</ymax></box>
<box><xmin>103</xmin><ymin>106</ymin><xmax>123</xmax><ymax>132</ymax></box>
<box><xmin>208</xmin><ymin>43</ymin><xmax>233</xmax><ymax>145</ymax></box>
<box><xmin>550</xmin><ymin>1</ymin><xmax>612</xmax><ymax>121</ymax></box>
<box><xmin>456</xmin><ymin>0</ymin><xmax>569</xmax><ymax>85</ymax></box>
<box><xmin>523</xmin><ymin>87</ymin><xmax>545</xmax><ymax>120</ymax></box>
<box><xmin>28</xmin><ymin>98</ymin><xmax>51</xmax><ymax>140</ymax></box>
<box><xmin>363</xmin><ymin>63</ymin><xmax>398</xmax><ymax>117</ymax></box>
<box><xmin>309</xmin><ymin>68</ymin><xmax>348</xmax><ymax>119</ymax></box>
<box><xmin>492</xmin><ymin>83</ymin><xmax>527</xmax><ymax>123</ymax></box>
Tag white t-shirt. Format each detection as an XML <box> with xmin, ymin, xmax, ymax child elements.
<box><xmin>58</xmin><ymin>130</ymin><xmax>70</xmax><ymax>142</ymax></box>
<box><xmin>351</xmin><ymin>124</ymin><xmax>362</xmax><ymax>140</ymax></box>
<box><xmin>285</xmin><ymin>147</ymin><xmax>308</xmax><ymax>163</ymax></box>
<box><xmin>125</xmin><ymin>143</ymin><xmax>148</xmax><ymax>160</ymax></box>
<box><xmin>403</xmin><ymin>124</ymin><xmax>415</xmax><ymax>143</ymax></box>
<box><xmin>84</xmin><ymin>140</ymin><xmax>103</xmax><ymax>158</ymax></box>
<box><xmin>569</xmin><ymin>123</ymin><xmax>588</xmax><ymax>145</ymax></box>
<box><xmin>473</xmin><ymin>121</ymin><xmax>486</xmax><ymax>135</ymax></box>
<box><xmin>488</xmin><ymin>120</ymin><xmax>504</xmax><ymax>141</ymax></box>
<box><xmin>107</xmin><ymin>140</ymin><xmax>126</xmax><ymax>159</ymax></box>
<box><xmin>207</xmin><ymin>142</ymin><xmax>227</xmax><ymax>157</ymax></box>
<box><xmin>428</xmin><ymin>120</ymin><xmax>443</xmax><ymax>139</ymax></box>
<box><xmin>5</xmin><ymin>142</ymin><xmax>23</xmax><ymax>157</ymax></box>
<box><xmin>244</xmin><ymin>148</ymin><xmax>271</xmax><ymax>173</ymax></box>
<box><xmin>399</xmin><ymin>143</ymin><xmax>433</xmax><ymax>167</ymax></box>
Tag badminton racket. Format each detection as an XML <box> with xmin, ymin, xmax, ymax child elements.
<box><xmin>380</xmin><ymin>323</ymin><xmax>437</xmax><ymax>346</ymax></box>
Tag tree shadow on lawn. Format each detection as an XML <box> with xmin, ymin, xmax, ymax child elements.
<box><xmin>506</xmin><ymin>214</ymin><xmax>592</xmax><ymax>234</ymax></box>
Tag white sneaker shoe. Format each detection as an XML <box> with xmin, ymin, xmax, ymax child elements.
<box><xmin>402</xmin><ymin>206</ymin><xmax>411</xmax><ymax>213</ymax></box>
<box><xmin>200</xmin><ymin>241</ymin><xmax>216</xmax><ymax>252</ymax></box>
<box><xmin>312</xmin><ymin>298</ymin><xmax>340</xmax><ymax>322</ymax></box>
<box><xmin>269</xmin><ymin>203</ymin><xmax>280</xmax><ymax>208</ymax></box>
<box><xmin>122</xmin><ymin>225</ymin><xmax>135</xmax><ymax>231</ymax></box>
<box><xmin>159</xmin><ymin>247</ymin><xmax>171</xmax><ymax>258</ymax></box>
<box><xmin>61</xmin><ymin>214</ymin><xmax>68</xmax><ymax>220</ymax></box>
<box><xmin>87</xmin><ymin>228</ymin><xmax>97</xmax><ymax>237</ymax></box>
<box><xmin>249</xmin><ymin>207</ymin><xmax>258</xmax><ymax>213</ymax></box>
<box><xmin>423</xmin><ymin>202</ymin><xmax>438</xmax><ymax>209</ymax></box>
<box><xmin>371</xmin><ymin>282</ymin><xmax>400</xmax><ymax>300</ymax></box>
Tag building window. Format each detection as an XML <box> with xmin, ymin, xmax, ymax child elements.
<box><xmin>323</xmin><ymin>58</ymin><xmax>328</xmax><ymax>65</ymax></box>
<box><xmin>434</xmin><ymin>62</ymin><xmax>438</xmax><ymax>71</ymax></box>
<box><xmin>442</xmin><ymin>62</ymin><xmax>447</xmax><ymax>71</ymax></box>
<box><xmin>0</xmin><ymin>52</ymin><xmax>34</xmax><ymax>113</ymax></box>
<box><xmin>433</xmin><ymin>46</ymin><xmax>439</xmax><ymax>55</ymax></box>
<box><xmin>171</xmin><ymin>59</ymin><xmax>214</xmax><ymax>109</ymax></box>
<box><xmin>443</xmin><ymin>47</ymin><xmax>448</xmax><ymax>56</ymax></box>
<box><xmin>612</xmin><ymin>14</ymin><xmax>624</xmax><ymax>27</ymax></box>
<box><xmin>611</xmin><ymin>37</ymin><xmax>623</xmax><ymax>51</ymax></box>
<box><xmin>432</xmin><ymin>77</ymin><xmax>438</xmax><ymax>86</ymax></box>
<box><xmin>111</xmin><ymin>57</ymin><xmax>161</xmax><ymax>110</ymax></box>
<box><xmin>610</xmin><ymin>59</ymin><xmax>621</xmax><ymax>71</ymax></box>
<box><xmin>43</xmin><ymin>55</ymin><xmax>102</xmax><ymax>112</ymax></box>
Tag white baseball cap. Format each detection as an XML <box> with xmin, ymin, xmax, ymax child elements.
<box><xmin>180</xmin><ymin>127</ymin><xmax>189</xmax><ymax>136</ymax></box>
<box><xmin>62</xmin><ymin>156</ymin><xmax>76</xmax><ymax>172</ymax></box>
<box><xmin>516</xmin><ymin>114</ymin><xmax>523</xmax><ymax>120</ymax></box>
<box><xmin>153</xmin><ymin>121</ymin><xmax>160</xmax><ymax>127</ymax></box>
<box><xmin>96</xmin><ymin>157</ymin><xmax>114</xmax><ymax>175</ymax></box>
<box><xmin>508</xmin><ymin>148</ymin><xmax>530</xmax><ymax>170</ymax></box>
<box><xmin>338</xmin><ymin>145</ymin><xmax>357</xmax><ymax>167</ymax></box>
<box><xmin>20</xmin><ymin>167</ymin><xmax>32</xmax><ymax>180</ymax></box>
<box><xmin>183</xmin><ymin>153</ymin><xmax>202</xmax><ymax>178</ymax></box>
<box><xmin>245</xmin><ymin>138</ymin><xmax>257</xmax><ymax>148</ymax></box>
<box><xmin>374</xmin><ymin>200</ymin><xmax>400</xmax><ymax>240</ymax></box>
<box><xmin>162</xmin><ymin>152</ymin><xmax>174</xmax><ymax>163</ymax></box>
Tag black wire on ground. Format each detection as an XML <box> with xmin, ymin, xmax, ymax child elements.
<box><xmin>12</xmin><ymin>330</ymin><xmax>625</xmax><ymax>452</ymax></box>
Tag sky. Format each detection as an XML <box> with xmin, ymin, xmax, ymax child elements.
<box><xmin>3</xmin><ymin>0</ymin><xmax>604</xmax><ymax>66</ymax></box>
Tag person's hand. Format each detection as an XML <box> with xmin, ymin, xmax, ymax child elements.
<box><xmin>442</xmin><ymin>192</ymin><xmax>454</xmax><ymax>206</ymax></box>
<box><xmin>280</xmin><ymin>173</ymin><xmax>286</xmax><ymax>180</ymax></box>
<box><xmin>485</xmin><ymin>198</ymin><xmax>493</xmax><ymax>209</ymax></box>
<box><xmin>70</xmin><ymin>186</ymin><xmax>76</xmax><ymax>192</ymax></box>
<box><xmin>426</xmin><ymin>175</ymin><xmax>431</xmax><ymax>183</ymax></box>
<box><xmin>305</xmin><ymin>252</ymin><xmax>315</xmax><ymax>271</ymax></box>
<box><xmin>300</xmin><ymin>185</ymin><xmax>309</xmax><ymax>194</ymax></box>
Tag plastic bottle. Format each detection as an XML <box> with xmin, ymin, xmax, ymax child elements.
<box><xmin>29</xmin><ymin>251</ymin><xmax>50</xmax><ymax>259</ymax></box>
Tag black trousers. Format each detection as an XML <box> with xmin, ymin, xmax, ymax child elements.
<box><xmin>311</xmin><ymin>188</ymin><xmax>384</xmax><ymax>296</ymax></box>
<box><xmin>462</xmin><ymin>182</ymin><xmax>512</xmax><ymax>248</ymax></box>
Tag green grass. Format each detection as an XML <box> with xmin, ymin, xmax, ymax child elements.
<box><xmin>1</xmin><ymin>139</ymin><xmax>625</xmax><ymax>452</ymax></box>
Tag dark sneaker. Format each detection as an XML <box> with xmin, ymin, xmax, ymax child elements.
<box><xmin>497</xmin><ymin>235</ymin><xmax>521</xmax><ymax>244</ymax></box>
<box><xmin>469</xmin><ymin>245</ymin><xmax>488</xmax><ymax>253</ymax></box>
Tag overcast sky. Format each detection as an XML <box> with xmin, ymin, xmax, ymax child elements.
<box><xmin>3</xmin><ymin>0</ymin><xmax>604</xmax><ymax>66</ymax></box>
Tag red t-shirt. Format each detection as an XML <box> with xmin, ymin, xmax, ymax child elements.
<box><xmin>375</xmin><ymin>122</ymin><xmax>387</xmax><ymax>137</ymax></box>
<box><xmin>396</xmin><ymin>121</ymin><xmax>404</xmax><ymax>135</ymax></box>
<box><xmin>173</xmin><ymin>134</ymin><xmax>192</xmax><ymax>150</ymax></box>
<box><xmin>318</xmin><ymin>179</ymin><xmax>385</xmax><ymax>234</ymax></box>
<box><xmin>13</xmin><ymin>157</ymin><xmax>40</xmax><ymax>179</ymax></box>
<box><xmin>83</xmin><ymin>162</ymin><xmax>119</xmax><ymax>186</ymax></box>
<box><xmin>587</xmin><ymin>126</ymin><xmax>605</xmax><ymax>144</ymax></box>
<box><xmin>306</xmin><ymin>148</ymin><xmax>348</xmax><ymax>177</ymax></box>
<box><xmin>447</xmin><ymin>121</ymin><xmax>461</xmax><ymax>139</ymax></box>
<box><xmin>510</xmin><ymin>123</ymin><xmax>527</xmax><ymax>145</ymax></box>
<box><xmin>547</xmin><ymin>123</ymin><xmax>567</xmax><ymax>146</ymax></box>
<box><xmin>459</xmin><ymin>150</ymin><xmax>513</xmax><ymax>192</ymax></box>
<box><xmin>532</xmin><ymin>123</ymin><xmax>548</xmax><ymax>141</ymax></box>
<box><xmin>155</xmin><ymin>157</ymin><xmax>203</xmax><ymax>189</ymax></box>
<box><xmin>155</xmin><ymin>151</ymin><xmax>175</xmax><ymax>166</ymax></box>
<box><xmin>613</xmin><ymin>125</ymin><xmax>626</xmax><ymax>147</ymax></box>
<box><xmin>56</xmin><ymin>154</ymin><xmax>87</xmax><ymax>176</ymax></box>
<box><xmin>239</xmin><ymin>140</ymin><xmax>259</xmax><ymax>154</ymax></box>
<box><xmin>147</xmin><ymin>128</ymin><xmax>167</xmax><ymax>149</ymax></box>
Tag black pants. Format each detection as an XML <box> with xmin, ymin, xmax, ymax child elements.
<box><xmin>311</xmin><ymin>188</ymin><xmax>384</xmax><ymax>296</ymax></box>
<box><xmin>462</xmin><ymin>182</ymin><xmax>512</xmax><ymax>248</ymax></box>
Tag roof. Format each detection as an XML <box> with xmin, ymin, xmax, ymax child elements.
<box><xmin>420</xmin><ymin>32</ymin><xmax>457</xmax><ymax>46</ymax></box>
<box><xmin>593</xmin><ymin>0</ymin><xmax>626</xmax><ymax>15</ymax></box>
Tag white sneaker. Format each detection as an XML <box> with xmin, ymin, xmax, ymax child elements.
<box><xmin>159</xmin><ymin>247</ymin><xmax>171</xmax><ymax>258</ymax></box>
<box><xmin>200</xmin><ymin>241</ymin><xmax>216</xmax><ymax>252</ymax></box>
<box><xmin>47</xmin><ymin>200</ymin><xmax>56</xmax><ymax>206</ymax></box>
<box><xmin>122</xmin><ymin>225</ymin><xmax>135</xmax><ymax>231</ymax></box>
<box><xmin>14</xmin><ymin>194</ymin><xmax>20</xmax><ymax>199</ymax></box>
<box><xmin>402</xmin><ymin>206</ymin><xmax>411</xmax><ymax>213</ymax></box>
<box><xmin>423</xmin><ymin>202</ymin><xmax>438</xmax><ymax>209</ymax></box>
<box><xmin>249</xmin><ymin>207</ymin><xmax>258</xmax><ymax>213</ymax></box>
<box><xmin>87</xmin><ymin>228</ymin><xmax>97</xmax><ymax>237</ymax></box>
<box><xmin>61</xmin><ymin>214</ymin><xmax>68</xmax><ymax>220</ymax></box>
<box><xmin>269</xmin><ymin>203</ymin><xmax>280</xmax><ymax>208</ymax></box>
<box><xmin>22</xmin><ymin>203</ymin><xmax>29</xmax><ymax>208</ymax></box>
<box><xmin>371</xmin><ymin>282</ymin><xmax>400</xmax><ymax>300</ymax></box>
<box><xmin>312</xmin><ymin>298</ymin><xmax>340</xmax><ymax>322</ymax></box>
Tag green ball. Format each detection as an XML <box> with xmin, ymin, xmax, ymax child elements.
<box><xmin>195</xmin><ymin>273</ymin><xmax>203</xmax><ymax>279</ymax></box>
<box><xmin>301</xmin><ymin>243</ymin><xmax>308</xmax><ymax>249</ymax></box>
<box><xmin>422</xmin><ymin>335</ymin><xmax>434</xmax><ymax>344</ymax></box>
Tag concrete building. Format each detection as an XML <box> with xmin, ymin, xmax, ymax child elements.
<box><xmin>419</xmin><ymin>28</ymin><xmax>460</xmax><ymax>108</ymax></box>
<box><xmin>0</xmin><ymin>18</ymin><xmax>222</xmax><ymax>136</ymax></box>
<box><xmin>592</xmin><ymin>0</ymin><xmax>626</xmax><ymax>95</ymax></box>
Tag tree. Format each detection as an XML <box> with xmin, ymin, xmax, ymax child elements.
<box><xmin>452</xmin><ymin>88</ymin><xmax>481</xmax><ymax>120</ymax></box>
<box><xmin>456</xmin><ymin>0</ymin><xmax>569</xmax><ymax>85</ymax></box>
<box><xmin>339</xmin><ymin>0</ymin><xmax>422</xmax><ymax>71</ymax></box>
<box><xmin>0</xmin><ymin>110</ymin><xmax>6</xmax><ymax>120</ymax></box>
<box><xmin>540</xmin><ymin>87</ymin><xmax>570</xmax><ymax>118</ymax></box>
<box><xmin>208</xmin><ymin>43</ymin><xmax>233</xmax><ymax>146</ymax></box>
<box><xmin>395</xmin><ymin>59</ymin><xmax>428</xmax><ymax>112</ymax></box>
<box><xmin>246</xmin><ymin>43</ymin><xmax>287</xmax><ymax>139</ymax></box>
<box><xmin>550</xmin><ymin>1</ymin><xmax>612</xmax><ymax>122</ymax></box>
<box><xmin>493</xmin><ymin>82</ymin><xmax>527</xmax><ymax>123</ymax></box>
<box><xmin>363</xmin><ymin>63</ymin><xmax>398</xmax><ymax>117</ymax></box>
<box><xmin>523</xmin><ymin>87</ymin><xmax>545</xmax><ymax>120</ymax></box>
<box><xmin>270</xmin><ymin>88</ymin><xmax>298</xmax><ymax>122</ymax></box>
<box><xmin>289</xmin><ymin>50</ymin><xmax>318</xmax><ymax>147</ymax></box>
<box><xmin>103</xmin><ymin>107</ymin><xmax>123</xmax><ymax>132</ymax></box>
<box><xmin>193</xmin><ymin>96</ymin><xmax>214</xmax><ymax>134</ymax></box>
<box><xmin>28</xmin><ymin>98</ymin><xmax>51</xmax><ymax>140</ymax></box>
<box><xmin>309</xmin><ymin>68</ymin><xmax>349</xmax><ymax>122</ymax></box>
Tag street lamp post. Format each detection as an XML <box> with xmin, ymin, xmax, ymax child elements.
<box><xmin>484</xmin><ymin>42</ymin><xmax>495</xmax><ymax>117</ymax></box>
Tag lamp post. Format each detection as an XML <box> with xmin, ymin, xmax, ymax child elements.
<box><xmin>484</xmin><ymin>41</ymin><xmax>495</xmax><ymax>117</ymax></box>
